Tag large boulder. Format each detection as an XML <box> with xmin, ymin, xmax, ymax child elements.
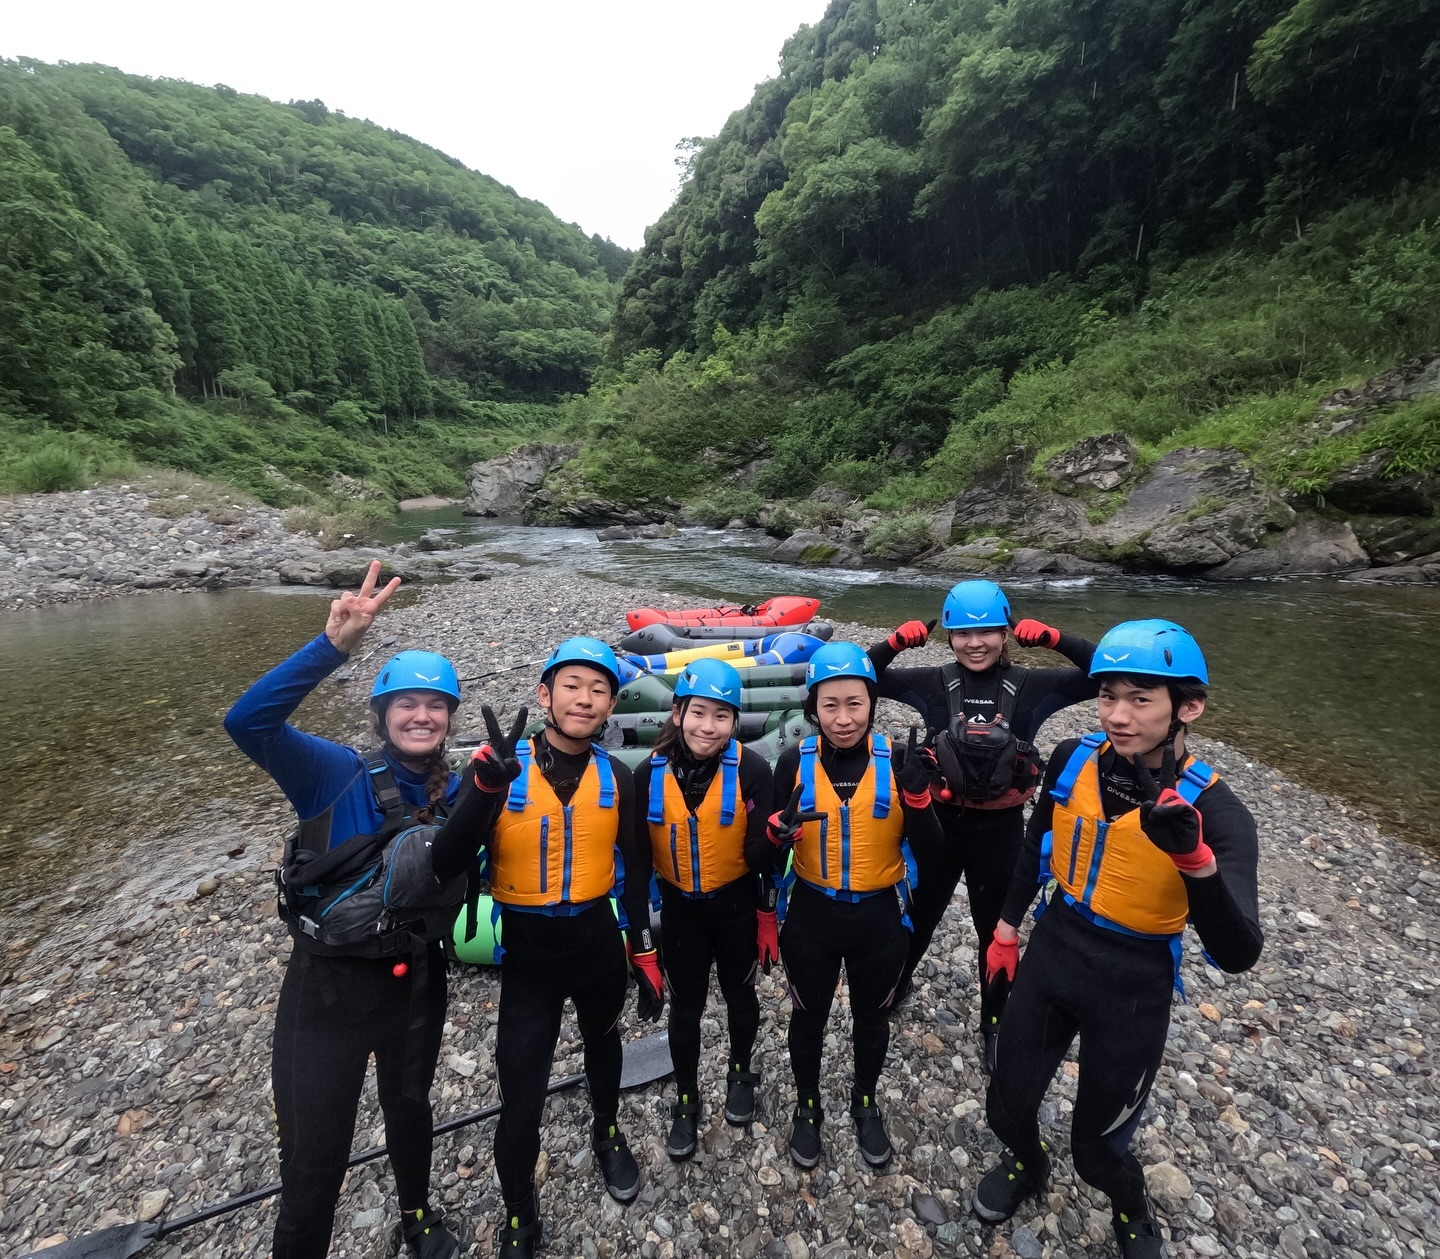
<box><xmin>771</xmin><ymin>530</ymin><xmax>863</xmax><ymax>568</ymax></box>
<box><xmin>1351</xmin><ymin>515</ymin><xmax>1440</xmax><ymax>565</ymax></box>
<box><xmin>464</xmin><ymin>443</ymin><xmax>578</xmax><ymax>517</ymax></box>
<box><xmin>946</xmin><ymin>467</ymin><xmax>1090</xmax><ymax>551</ymax></box>
<box><xmin>1044</xmin><ymin>433</ymin><xmax>1137</xmax><ymax>491</ymax></box>
<box><xmin>1094</xmin><ymin>447</ymin><xmax>1294</xmax><ymax>569</ymax></box>
<box><xmin>524</xmin><ymin>491</ymin><xmax>672</xmax><ymax>526</ymax></box>
<box><xmin>1344</xmin><ymin>550</ymin><xmax>1440</xmax><ymax>583</ymax></box>
<box><xmin>1323</xmin><ymin>450</ymin><xmax>1436</xmax><ymax>516</ymax></box>
<box><xmin>1205</xmin><ymin>520</ymin><xmax>1370</xmax><ymax>578</ymax></box>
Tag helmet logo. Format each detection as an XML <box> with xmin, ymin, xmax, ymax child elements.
<box><xmin>708</xmin><ymin>684</ymin><xmax>726</xmax><ymax>696</ymax></box>
<box><xmin>1102</xmin><ymin>650</ymin><xmax>1130</xmax><ymax>663</ymax></box>
<box><xmin>415</xmin><ymin>672</ymin><xmax>441</xmax><ymax>682</ymax></box>
<box><xmin>581</xmin><ymin>647</ymin><xmax>605</xmax><ymax>657</ymax></box>
<box><xmin>823</xmin><ymin>662</ymin><xmax>847</xmax><ymax>672</ymax></box>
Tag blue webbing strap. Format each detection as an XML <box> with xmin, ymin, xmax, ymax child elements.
<box><xmin>720</xmin><ymin>741</ymin><xmax>740</xmax><ymax>825</ymax></box>
<box><xmin>798</xmin><ymin>737</ymin><xmax>818</xmax><ymax>812</ymax></box>
<box><xmin>1050</xmin><ymin>732</ymin><xmax>1106</xmax><ymax>805</ymax></box>
<box><xmin>871</xmin><ymin>732</ymin><xmax>891</xmax><ymax>818</ymax></box>
<box><xmin>505</xmin><ymin>740</ymin><xmax>533</xmax><ymax>812</ymax></box>
<box><xmin>593</xmin><ymin>746</ymin><xmax>616</xmax><ymax>808</ymax></box>
<box><xmin>646</xmin><ymin>752</ymin><xmax>668</xmax><ymax>825</ymax></box>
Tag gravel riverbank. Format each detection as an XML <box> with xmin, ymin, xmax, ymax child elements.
<box><xmin>2</xmin><ymin>571</ymin><xmax>1436</xmax><ymax>1259</ymax></box>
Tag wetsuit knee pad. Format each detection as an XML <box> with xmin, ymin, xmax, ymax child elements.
<box><xmin>1070</xmin><ymin>1134</ymin><xmax>1130</xmax><ymax>1192</ymax></box>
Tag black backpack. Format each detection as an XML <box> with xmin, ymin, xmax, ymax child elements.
<box><xmin>933</xmin><ymin>665</ymin><xmax>1042</xmax><ymax>804</ymax></box>
<box><xmin>277</xmin><ymin>756</ymin><xmax>478</xmax><ymax>958</ymax></box>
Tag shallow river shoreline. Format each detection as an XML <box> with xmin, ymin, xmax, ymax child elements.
<box><xmin>1</xmin><ymin>572</ymin><xmax>1437</xmax><ymax>1259</ymax></box>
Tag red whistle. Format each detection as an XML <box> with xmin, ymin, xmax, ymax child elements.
<box><xmin>392</xmin><ymin>962</ymin><xmax>409</xmax><ymax>978</ymax></box>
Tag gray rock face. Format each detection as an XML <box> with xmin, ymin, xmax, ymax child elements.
<box><xmin>1324</xmin><ymin>449</ymin><xmax>1436</xmax><ymax>516</ymax></box>
<box><xmin>1344</xmin><ymin>549</ymin><xmax>1440</xmax><ymax>583</ymax></box>
<box><xmin>525</xmin><ymin>492</ymin><xmax>672</xmax><ymax>526</ymax></box>
<box><xmin>464</xmin><ymin>443</ymin><xmax>578</xmax><ymax>517</ymax></box>
<box><xmin>1352</xmin><ymin>515</ymin><xmax>1440</xmax><ymax>565</ymax></box>
<box><xmin>1206</xmin><ymin>520</ymin><xmax>1370</xmax><ymax>578</ymax></box>
<box><xmin>1097</xmin><ymin>447</ymin><xmax>1295</xmax><ymax>569</ymax></box>
<box><xmin>770</xmin><ymin>530</ymin><xmax>863</xmax><ymax>568</ymax></box>
<box><xmin>946</xmin><ymin>475</ymin><xmax>1090</xmax><ymax>551</ymax></box>
<box><xmin>1044</xmin><ymin>432</ymin><xmax>1137</xmax><ymax>491</ymax></box>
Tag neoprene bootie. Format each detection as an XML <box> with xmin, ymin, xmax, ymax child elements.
<box><xmin>667</xmin><ymin>1093</ymin><xmax>700</xmax><ymax>1160</ymax></box>
<box><xmin>723</xmin><ymin>1064</ymin><xmax>760</xmax><ymax>1125</ymax></box>
<box><xmin>401</xmin><ymin>1205</ymin><xmax>458</xmax><ymax>1259</ymax></box>
<box><xmin>1112</xmin><ymin>1207</ymin><xmax>1165</xmax><ymax>1258</ymax></box>
<box><xmin>788</xmin><ymin>1099</ymin><xmax>823</xmax><ymax>1168</ymax></box>
<box><xmin>497</xmin><ymin>1191</ymin><xmax>541</xmax><ymax>1258</ymax></box>
<box><xmin>972</xmin><ymin>1143</ymin><xmax>1050</xmax><ymax>1223</ymax></box>
<box><xmin>850</xmin><ymin>1093</ymin><xmax>893</xmax><ymax>1168</ymax></box>
<box><xmin>593</xmin><ymin>1122</ymin><xmax>641</xmax><ymax>1201</ymax></box>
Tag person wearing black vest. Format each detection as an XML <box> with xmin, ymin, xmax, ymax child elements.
<box><xmin>224</xmin><ymin>561</ymin><xmax>463</xmax><ymax>1259</ymax></box>
<box><xmin>867</xmin><ymin>580</ymin><xmax>1097</xmax><ymax>1071</ymax></box>
<box><xmin>430</xmin><ymin>637</ymin><xmax>660</xmax><ymax>1259</ymax></box>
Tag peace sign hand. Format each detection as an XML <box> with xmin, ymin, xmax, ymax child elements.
<box><xmin>894</xmin><ymin>725</ymin><xmax>943</xmax><ymax>800</ymax></box>
<box><xmin>324</xmin><ymin>560</ymin><xmax>401</xmax><ymax>655</ymax></box>
<box><xmin>471</xmin><ymin>705</ymin><xmax>530</xmax><ymax>792</ymax></box>
<box><xmin>1131</xmin><ymin>747</ymin><xmax>1204</xmax><ymax>859</ymax></box>
<box><xmin>766</xmin><ymin>784</ymin><xmax>826</xmax><ymax>849</ymax></box>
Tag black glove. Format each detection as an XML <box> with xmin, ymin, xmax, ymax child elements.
<box><xmin>893</xmin><ymin>726</ymin><xmax>943</xmax><ymax>804</ymax></box>
<box><xmin>627</xmin><ymin>926</ymin><xmax>665</xmax><ymax>1022</ymax></box>
<box><xmin>1132</xmin><ymin>748</ymin><xmax>1213</xmax><ymax>872</ymax></box>
<box><xmin>470</xmin><ymin>705</ymin><xmax>529</xmax><ymax>792</ymax></box>
<box><xmin>766</xmin><ymin>784</ymin><xmax>825</xmax><ymax>848</ymax></box>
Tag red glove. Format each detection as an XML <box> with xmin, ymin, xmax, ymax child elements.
<box><xmin>756</xmin><ymin>911</ymin><xmax>780</xmax><ymax>974</ymax></box>
<box><xmin>985</xmin><ymin>933</ymin><xmax>1019</xmax><ymax>985</ymax></box>
<box><xmin>627</xmin><ymin>932</ymin><xmax>665</xmax><ymax>1022</ymax></box>
<box><xmin>887</xmin><ymin>619</ymin><xmax>937</xmax><ymax>652</ymax></box>
<box><xmin>1012</xmin><ymin>619</ymin><xmax>1061</xmax><ymax>649</ymax></box>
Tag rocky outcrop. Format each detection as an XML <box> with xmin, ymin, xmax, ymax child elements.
<box><xmin>1351</xmin><ymin>515</ymin><xmax>1440</xmax><ymax>566</ymax></box>
<box><xmin>946</xmin><ymin>473</ymin><xmax>1090</xmax><ymax>551</ymax></box>
<box><xmin>919</xmin><ymin>537</ymin><xmax>1119</xmax><ymax>576</ymax></box>
<box><xmin>463</xmin><ymin>443</ymin><xmax>577</xmax><ymax>517</ymax></box>
<box><xmin>1093</xmin><ymin>447</ymin><xmax>1295</xmax><ymax>569</ymax></box>
<box><xmin>595</xmin><ymin>523</ymin><xmax>679</xmax><ymax>541</ymax></box>
<box><xmin>524</xmin><ymin>490</ymin><xmax>672</xmax><ymax>526</ymax></box>
<box><xmin>1205</xmin><ymin>520</ymin><xmax>1369</xmax><ymax>579</ymax></box>
<box><xmin>770</xmin><ymin>530</ymin><xmax>863</xmax><ymax>568</ymax></box>
<box><xmin>1043</xmin><ymin>432</ymin><xmax>1137</xmax><ymax>491</ymax></box>
<box><xmin>1323</xmin><ymin>450</ymin><xmax>1436</xmax><ymax>516</ymax></box>
<box><xmin>1344</xmin><ymin>550</ymin><xmax>1440</xmax><ymax>583</ymax></box>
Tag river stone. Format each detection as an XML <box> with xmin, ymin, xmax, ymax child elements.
<box><xmin>136</xmin><ymin>1188</ymin><xmax>169</xmax><ymax>1221</ymax></box>
<box><xmin>770</xmin><ymin>531</ymin><xmax>863</xmax><ymax>569</ymax></box>
<box><xmin>597</xmin><ymin>526</ymin><xmax>637</xmax><ymax>540</ymax></box>
<box><xmin>464</xmin><ymin>443</ymin><xmax>577</xmax><ymax>517</ymax></box>
<box><xmin>1205</xmin><ymin>519</ymin><xmax>1370</xmax><ymax>578</ymax></box>
<box><xmin>1044</xmin><ymin>432</ymin><xmax>1137</xmax><ymax>491</ymax></box>
<box><xmin>1144</xmin><ymin>1160</ymin><xmax>1193</xmax><ymax>1205</ymax></box>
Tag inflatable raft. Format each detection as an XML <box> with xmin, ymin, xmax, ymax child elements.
<box><xmin>625</xmin><ymin>596</ymin><xmax>820</xmax><ymax>631</ymax></box>
<box><xmin>618</xmin><ymin>621</ymin><xmax>833</xmax><ymax>654</ymax></box>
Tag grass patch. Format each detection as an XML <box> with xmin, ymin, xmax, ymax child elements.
<box><xmin>282</xmin><ymin>502</ymin><xmax>395</xmax><ymax>550</ymax></box>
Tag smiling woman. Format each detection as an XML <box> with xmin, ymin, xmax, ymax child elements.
<box><xmin>221</xmin><ymin>561</ymin><xmax>466</xmax><ymax>1259</ymax></box>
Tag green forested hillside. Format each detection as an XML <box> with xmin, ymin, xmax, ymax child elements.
<box><xmin>0</xmin><ymin>59</ymin><xmax>627</xmax><ymax>500</ymax></box>
<box><xmin>573</xmin><ymin>0</ymin><xmax>1440</xmax><ymax>511</ymax></box>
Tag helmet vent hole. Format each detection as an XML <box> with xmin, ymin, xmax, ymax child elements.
<box><xmin>1164</xmin><ymin>649</ymin><xmax>1173</xmax><ymax>666</ymax></box>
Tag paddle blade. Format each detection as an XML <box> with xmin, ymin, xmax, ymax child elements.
<box><xmin>619</xmin><ymin>1030</ymin><xmax>673</xmax><ymax>1089</ymax></box>
<box><xmin>17</xmin><ymin>1221</ymin><xmax>161</xmax><ymax>1259</ymax></box>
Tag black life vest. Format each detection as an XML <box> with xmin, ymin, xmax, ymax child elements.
<box><xmin>933</xmin><ymin>664</ymin><xmax>1042</xmax><ymax>807</ymax></box>
<box><xmin>276</xmin><ymin>755</ymin><xmax>478</xmax><ymax>958</ymax></box>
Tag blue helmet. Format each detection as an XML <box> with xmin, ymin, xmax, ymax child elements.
<box><xmin>371</xmin><ymin>650</ymin><xmax>461</xmax><ymax>710</ymax></box>
<box><xmin>674</xmin><ymin>658</ymin><xmax>743</xmax><ymax>711</ymax></box>
<box><xmin>1089</xmin><ymin>620</ymin><xmax>1209</xmax><ymax>684</ymax></box>
<box><xmin>804</xmin><ymin>641</ymin><xmax>878</xmax><ymax>690</ymax></box>
<box><xmin>541</xmin><ymin>636</ymin><xmax>621</xmax><ymax>693</ymax></box>
<box><xmin>940</xmin><ymin>580</ymin><xmax>1012</xmax><ymax>630</ymax></box>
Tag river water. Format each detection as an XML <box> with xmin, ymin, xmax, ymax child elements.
<box><xmin>2</xmin><ymin>511</ymin><xmax>1436</xmax><ymax>946</ymax></box>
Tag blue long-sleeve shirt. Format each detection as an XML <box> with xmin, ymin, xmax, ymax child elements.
<box><xmin>224</xmin><ymin>633</ymin><xmax>459</xmax><ymax>849</ymax></box>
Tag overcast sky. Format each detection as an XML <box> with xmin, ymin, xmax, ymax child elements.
<box><xmin>3</xmin><ymin>0</ymin><xmax>828</xmax><ymax>249</ymax></box>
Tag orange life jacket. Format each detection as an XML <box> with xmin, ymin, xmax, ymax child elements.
<box><xmin>792</xmin><ymin>734</ymin><xmax>907</xmax><ymax>895</ymax></box>
<box><xmin>490</xmin><ymin>739</ymin><xmax>620</xmax><ymax>909</ymax></box>
<box><xmin>647</xmin><ymin>740</ymin><xmax>750</xmax><ymax>895</ymax></box>
<box><xmin>1042</xmin><ymin>733</ymin><xmax>1218</xmax><ymax>937</ymax></box>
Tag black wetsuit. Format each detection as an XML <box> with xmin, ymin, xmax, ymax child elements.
<box><xmin>766</xmin><ymin>740</ymin><xmax>943</xmax><ymax>1106</ymax></box>
<box><xmin>988</xmin><ymin>739</ymin><xmax>1263</xmax><ymax>1216</ymax></box>
<box><xmin>867</xmin><ymin>635</ymin><xmax>1098</xmax><ymax>1022</ymax></box>
<box><xmin>632</xmin><ymin>743</ymin><xmax>774</xmax><ymax>1098</ymax></box>
<box><xmin>433</xmin><ymin>738</ymin><xmax>651</xmax><ymax>1207</ymax></box>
